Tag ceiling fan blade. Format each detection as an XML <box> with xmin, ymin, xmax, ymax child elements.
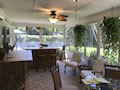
<box><xmin>58</xmin><ymin>15</ymin><xmax>68</xmax><ymax>17</ymax></box>
<box><xmin>48</xmin><ymin>10</ymin><xmax>68</xmax><ymax>21</ymax></box>
<box><xmin>58</xmin><ymin>15</ymin><xmax>68</xmax><ymax>21</ymax></box>
<box><xmin>58</xmin><ymin>18</ymin><xmax>67</xmax><ymax>21</ymax></box>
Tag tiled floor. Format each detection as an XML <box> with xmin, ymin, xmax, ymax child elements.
<box><xmin>25</xmin><ymin>61</ymin><xmax>84</xmax><ymax>90</ymax></box>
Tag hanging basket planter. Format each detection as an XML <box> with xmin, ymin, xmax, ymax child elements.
<box><xmin>100</xmin><ymin>16</ymin><xmax>120</xmax><ymax>63</ymax></box>
<box><xmin>73</xmin><ymin>24</ymin><xmax>87</xmax><ymax>48</ymax></box>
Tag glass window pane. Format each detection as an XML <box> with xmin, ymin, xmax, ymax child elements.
<box><xmin>86</xmin><ymin>23</ymin><xmax>97</xmax><ymax>58</ymax></box>
<box><xmin>43</xmin><ymin>27</ymin><xmax>64</xmax><ymax>47</ymax></box>
<box><xmin>14</xmin><ymin>27</ymin><xmax>39</xmax><ymax>50</ymax></box>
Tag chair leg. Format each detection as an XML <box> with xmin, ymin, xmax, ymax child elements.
<box><xmin>64</xmin><ymin>66</ymin><xmax>66</xmax><ymax>73</ymax></box>
<box><xmin>80</xmin><ymin>75</ymin><xmax>82</xmax><ymax>83</ymax></box>
<box><xmin>74</xmin><ymin>69</ymin><xmax>76</xmax><ymax>76</ymax></box>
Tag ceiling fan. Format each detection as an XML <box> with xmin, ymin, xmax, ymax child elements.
<box><xmin>48</xmin><ymin>10</ymin><xmax>68</xmax><ymax>21</ymax></box>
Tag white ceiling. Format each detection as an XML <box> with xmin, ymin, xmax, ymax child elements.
<box><xmin>0</xmin><ymin>0</ymin><xmax>120</xmax><ymax>27</ymax></box>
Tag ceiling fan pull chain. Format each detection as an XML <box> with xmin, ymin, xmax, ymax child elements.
<box><xmin>111</xmin><ymin>7</ymin><xmax>114</xmax><ymax>17</ymax></box>
<box><xmin>52</xmin><ymin>23</ymin><xmax>55</xmax><ymax>34</ymax></box>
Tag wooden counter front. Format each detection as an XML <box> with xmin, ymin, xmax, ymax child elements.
<box><xmin>30</xmin><ymin>48</ymin><xmax>57</xmax><ymax>69</ymax></box>
<box><xmin>0</xmin><ymin>50</ymin><xmax>33</xmax><ymax>90</ymax></box>
<box><xmin>0</xmin><ymin>49</ymin><xmax>57</xmax><ymax>89</ymax></box>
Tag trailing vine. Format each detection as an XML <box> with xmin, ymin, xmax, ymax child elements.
<box><xmin>100</xmin><ymin>16</ymin><xmax>120</xmax><ymax>63</ymax></box>
<box><xmin>73</xmin><ymin>24</ymin><xmax>87</xmax><ymax>48</ymax></box>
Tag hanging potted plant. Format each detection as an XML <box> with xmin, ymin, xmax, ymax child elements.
<box><xmin>73</xmin><ymin>24</ymin><xmax>87</xmax><ymax>50</ymax></box>
<box><xmin>100</xmin><ymin>16</ymin><xmax>120</xmax><ymax>64</ymax></box>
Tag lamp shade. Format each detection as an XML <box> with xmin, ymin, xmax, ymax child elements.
<box><xmin>48</xmin><ymin>18</ymin><xmax>58</xmax><ymax>24</ymax></box>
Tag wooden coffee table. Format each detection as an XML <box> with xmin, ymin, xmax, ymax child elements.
<box><xmin>82</xmin><ymin>76</ymin><xmax>111</xmax><ymax>90</ymax></box>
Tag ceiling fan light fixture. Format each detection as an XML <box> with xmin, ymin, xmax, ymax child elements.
<box><xmin>50</xmin><ymin>11</ymin><xmax>56</xmax><ymax>18</ymax></box>
<box><xmin>48</xmin><ymin>18</ymin><xmax>58</xmax><ymax>24</ymax></box>
<box><xmin>73</xmin><ymin>0</ymin><xmax>79</xmax><ymax>1</ymax></box>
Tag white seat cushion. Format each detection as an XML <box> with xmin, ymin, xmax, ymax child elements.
<box><xmin>59</xmin><ymin>85</ymin><xmax>79</xmax><ymax>90</ymax></box>
<box><xmin>85</xmin><ymin>75</ymin><xmax>96</xmax><ymax>80</ymax></box>
<box><xmin>80</xmin><ymin>70</ymin><xmax>94</xmax><ymax>78</ymax></box>
<box><xmin>80</xmin><ymin>58</ymin><xmax>108</xmax><ymax>79</ymax></box>
<box><xmin>65</xmin><ymin>61</ymin><xmax>79</xmax><ymax>69</ymax></box>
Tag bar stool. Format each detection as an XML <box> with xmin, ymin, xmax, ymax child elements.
<box><xmin>36</xmin><ymin>54</ymin><xmax>46</xmax><ymax>72</ymax></box>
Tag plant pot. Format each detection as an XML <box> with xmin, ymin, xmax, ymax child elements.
<box><xmin>88</xmin><ymin>59</ymin><xmax>96</xmax><ymax>65</ymax></box>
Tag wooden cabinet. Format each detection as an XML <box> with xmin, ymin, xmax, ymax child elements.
<box><xmin>105</xmin><ymin>65</ymin><xmax>120</xmax><ymax>79</ymax></box>
<box><xmin>0</xmin><ymin>62</ymin><xmax>25</xmax><ymax>90</ymax></box>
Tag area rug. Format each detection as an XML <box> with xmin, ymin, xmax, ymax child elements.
<box><xmin>25</xmin><ymin>61</ymin><xmax>82</xmax><ymax>90</ymax></box>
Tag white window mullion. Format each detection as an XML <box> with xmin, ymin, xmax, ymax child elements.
<box><xmin>63</xmin><ymin>25</ymin><xmax>66</xmax><ymax>45</ymax></box>
<box><xmin>96</xmin><ymin>22</ymin><xmax>101</xmax><ymax>58</ymax></box>
<box><xmin>39</xmin><ymin>30</ymin><xmax>43</xmax><ymax>44</ymax></box>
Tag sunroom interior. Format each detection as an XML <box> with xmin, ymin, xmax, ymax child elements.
<box><xmin>0</xmin><ymin>0</ymin><xmax>120</xmax><ymax>90</ymax></box>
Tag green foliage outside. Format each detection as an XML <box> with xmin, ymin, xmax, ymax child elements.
<box><xmin>66</xmin><ymin>45</ymin><xmax>119</xmax><ymax>65</ymax></box>
<box><xmin>66</xmin><ymin>46</ymin><xmax>96</xmax><ymax>57</ymax></box>
<box><xmin>15</xmin><ymin>34</ymin><xmax>63</xmax><ymax>43</ymax></box>
<box><xmin>15</xmin><ymin>27</ymin><xmax>64</xmax><ymax>43</ymax></box>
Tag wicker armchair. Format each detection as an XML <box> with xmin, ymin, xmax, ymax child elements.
<box><xmin>79</xmin><ymin>58</ymin><xmax>107</xmax><ymax>82</ymax></box>
<box><xmin>64</xmin><ymin>52</ymin><xmax>84</xmax><ymax>76</ymax></box>
<box><xmin>51</xmin><ymin>65</ymin><xmax>79</xmax><ymax>90</ymax></box>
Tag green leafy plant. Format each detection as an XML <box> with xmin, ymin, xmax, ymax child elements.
<box><xmin>100</xmin><ymin>16</ymin><xmax>120</xmax><ymax>63</ymax></box>
<box><xmin>89</xmin><ymin>50</ymin><xmax>97</xmax><ymax>60</ymax></box>
<box><xmin>88</xmin><ymin>50</ymin><xmax>97</xmax><ymax>65</ymax></box>
<box><xmin>73</xmin><ymin>24</ymin><xmax>87</xmax><ymax>48</ymax></box>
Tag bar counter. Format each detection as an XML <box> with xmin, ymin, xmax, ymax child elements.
<box><xmin>22</xmin><ymin>46</ymin><xmax>58</xmax><ymax>69</ymax></box>
<box><xmin>3</xmin><ymin>50</ymin><xmax>32</xmax><ymax>62</ymax></box>
<box><xmin>23</xmin><ymin>46</ymin><xmax>59</xmax><ymax>50</ymax></box>
<box><xmin>0</xmin><ymin>48</ymin><xmax>58</xmax><ymax>89</ymax></box>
